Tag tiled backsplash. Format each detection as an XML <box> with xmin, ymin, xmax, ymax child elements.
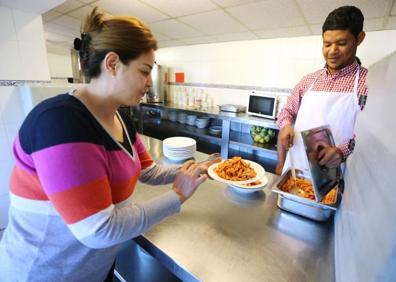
<box><xmin>166</xmin><ymin>83</ymin><xmax>291</xmax><ymax>111</ymax></box>
<box><xmin>0</xmin><ymin>80</ymin><xmax>51</xmax><ymax>86</ymax></box>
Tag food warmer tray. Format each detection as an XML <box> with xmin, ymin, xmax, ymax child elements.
<box><xmin>272</xmin><ymin>169</ymin><xmax>344</xmax><ymax>222</ymax></box>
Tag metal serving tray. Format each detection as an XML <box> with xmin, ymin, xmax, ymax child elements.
<box><xmin>272</xmin><ymin>169</ymin><xmax>343</xmax><ymax>222</ymax></box>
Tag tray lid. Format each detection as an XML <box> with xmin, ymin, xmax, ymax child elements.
<box><xmin>300</xmin><ymin>125</ymin><xmax>341</xmax><ymax>202</ymax></box>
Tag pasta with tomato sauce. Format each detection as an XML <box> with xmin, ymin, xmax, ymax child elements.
<box><xmin>280</xmin><ymin>177</ymin><xmax>337</xmax><ymax>204</ymax></box>
<box><xmin>214</xmin><ymin>156</ymin><xmax>256</xmax><ymax>181</ymax></box>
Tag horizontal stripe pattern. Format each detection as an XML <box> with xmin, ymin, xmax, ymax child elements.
<box><xmin>110</xmin><ymin>174</ymin><xmax>139</xmax><ymax>204</ymax></box>
<box><xmin>32</xmin><ymin>142</ymin><xmax>108</xmax><ymax>195</ymax></box>
<box><xmin>10</xmin><ymin>165</ymin><xmax>48</xmax><ymax>200</ymax></box>
<box><xmin>9</xmin><ymin>192</ymin><xmax>58</xmax><ymax>215</ymax></box>
<box><xmin>48</xmin><ymin>177</ymin><xmax>112</xmax><ymax>224</ymax></box>
<box><xmin>0</xmin><ymin>94</ymin><xmax>180</xmax><ymax>279</ymax></box>
<box><xmin>68</xmin><ymin>204</ymin><xmax>116</xmax><ymax>249</ymax></box>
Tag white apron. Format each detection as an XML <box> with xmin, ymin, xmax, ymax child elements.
<box><xmin>282</xmin><ymin>67</ymin><xmax>361</xmax><ymax>175</ymax></box>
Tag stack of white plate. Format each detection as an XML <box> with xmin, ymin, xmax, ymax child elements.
<box><xmin>163</xmin><ymin>137</ymin><xmax>196</xmax><ymax>161</ymax></box>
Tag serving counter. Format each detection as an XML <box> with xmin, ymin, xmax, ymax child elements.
<box><xmin>116</xmin><ymin>135</ymin><xmax>335</xmax><ymax>282</ymax></box>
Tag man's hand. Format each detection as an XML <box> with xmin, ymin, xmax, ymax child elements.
<box><xmin>317</xmin><ymin>146</ymin><xmax>344</xmax><ymax>168</ymax></box>
<box><xmin>278</xmin><ymin>124</ymin><xmax>295</xmax><ymax>150</ymax></box>
<box><xmin>276</xmin><ymin>124</ymin><xmax>295</xmax><ymax>175</ymax></box>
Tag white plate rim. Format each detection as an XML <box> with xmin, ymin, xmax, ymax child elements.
<box><xmin>164</xmin><ymin>154</ymin><xmax>193</xmax><ymax>161</ymax></box>
<box><xmin>163</xmin><ymin>137</ymin><xmax>196</xmax><ymax>148</ymax></box>
<box><xmin>208</xmin><ymin>159</ymin><xmax>265</xmax><ymax>185</ymax></box>
<box><xmin>228</xmin><ymin>175</ymin><xmax>268</xmax><ymax>193</ymax></box>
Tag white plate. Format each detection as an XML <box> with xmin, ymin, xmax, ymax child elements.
<box><xmin>165</xmin><ymin>155</ymin><xmax>193</xmax><ymax>161</ymax></box>
<box><xmin>208</xmin><ymin>159</ymin><xmax>265</xmax><ymax>185</ymax></box>
<box><xmin>229</xmin><ymin>175</ymin><xmax>268</xmax><ymax>193</ymax></box>
<box><xmin>163</xmin><ymin>137</ymin><xmax>196</xmax><ymax>148</ymax></box>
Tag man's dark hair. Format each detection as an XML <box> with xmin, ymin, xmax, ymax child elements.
<box><xmin>322</xmin><ymin>6</ymin><xmax>364</xmax><ymax>38</ymax></box>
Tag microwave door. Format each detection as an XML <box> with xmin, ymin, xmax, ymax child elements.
<box><xmin>248</xmin><ymin>95</ymin><xmax>277</xmax><ymax>119</ymax></box>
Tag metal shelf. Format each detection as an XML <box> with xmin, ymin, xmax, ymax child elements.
<box><xmin>229</xmin><ymin>131</ymin><xmax>277</xmax><ymax>155</ymax></box>
<box><xmin>134</xmin><ymin>105</ymin><xmax>279</xmax><ymax>173</ymax></box>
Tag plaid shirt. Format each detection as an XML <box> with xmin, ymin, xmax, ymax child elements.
<box><xmin>277</xmin><ymin>60</ymin><xmax>368</xmax><ymax>160</ymax></box>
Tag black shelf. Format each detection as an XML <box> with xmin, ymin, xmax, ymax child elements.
<box><xmin>142</xmin><ymin>120</ymin><xmax>221</xmax><ymax>155</ymax></box>
<box><xmin>229</xmin><ymin>131</ymin><xmax>277</xmax><ymax>154</ymax></box>
<box><xmin>143</xmin><ymin>119</ymin><xmax>222</xmax><ymax>143</ymax></box>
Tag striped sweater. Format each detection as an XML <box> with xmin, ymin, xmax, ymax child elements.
<box><xmin>0</xmin><ymin>94</ymin><xmax>180</xmax><ymax>282</ymax></box>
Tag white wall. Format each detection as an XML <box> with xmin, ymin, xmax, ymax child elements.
<box><xmin>47</xmin><ymin>52</ymin><xmax>73</xmax><ymax>79</ymax></box>
<box><xmin>0</xmin><ymin>6</ymin><xmax>50</xmax><ymax>81</ymax></box>
<box><xmin>0</xmin><ymin>87</ymin><xmax>24</xmax><ymax>228</ymax></box>
<box><xmin>335</xmin><ymin>51</ymin><xmax>396</xmax><ymax>282</ymax></box>
<box><xmin>156</xmin><ymin>30</ymin><xmax>396</xmax><ymax>105</ymax></box>
<box><xmin>0</xmin><ymin>84</ymin><xmax>75</xmax><ymax>229</ymax></box>
<box><xmin>0</xmin><ymin>5</ymin><xmax>51</xmax><ymax>228</ymax></box>
<box><xmin>156</xmin><ymin>30</ymin><xmax>396</xmax><ymax>87</ymax></box>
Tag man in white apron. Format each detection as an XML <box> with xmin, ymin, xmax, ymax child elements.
<box><xmin>276</xmin><ymin>6</ymin><xmax>367</xmax><ymax>175</ymax></box>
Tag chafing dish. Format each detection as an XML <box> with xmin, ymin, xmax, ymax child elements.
<box><xmin>272</xmin><ymin>169</ymin><xmax>343</xmax><ymax>222</ymax></box>
<box><xmin>272</xmin><ymin>125</ymin><xmax>343</xmax><ymax>221</ymax></box>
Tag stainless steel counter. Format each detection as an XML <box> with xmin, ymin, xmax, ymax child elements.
<box><xmin>124</xmin><ymin>135</ymin><xmax>334</xmax><ymax>282</ymax></box>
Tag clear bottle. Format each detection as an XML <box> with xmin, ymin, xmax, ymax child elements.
<box><xmin>172</xmin><ymin>86</ymin><xmax>179</xmax><ymax>105</ymax></box>
<box><xmin>194</xmin><ymin>89</ymin><xmax>203</xmax><ymax>109</ymax></box>
<box><xmin>188</xmin><ymin>88</ymin><xmax>195</xmax><ymax>107</ymax></box>
<box><xmin>201</xmin><ymin>90</ymin><xmax>209</xmax><ymax>109</ymax></box>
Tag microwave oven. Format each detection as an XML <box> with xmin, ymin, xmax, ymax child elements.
<box><xmin>247</xmin><ymin>91</ymin><xmax>278</xmax><ymax>119</ymax></box>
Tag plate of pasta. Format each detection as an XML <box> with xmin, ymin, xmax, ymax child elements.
<box><xmin>208</xmin><ymin>156</ymin><xmax>265</xmax><ymax>185</ymax></box>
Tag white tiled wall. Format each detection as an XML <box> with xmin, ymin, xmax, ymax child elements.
<box><xmin>0</xmin><ymin>6</ymin><xmax>50</xmax><ymax>81</ymax></box>
<box><xmin>0</xmin><ymin>87</ymin><xmax>21</xmax><ymax>229</ymax></box>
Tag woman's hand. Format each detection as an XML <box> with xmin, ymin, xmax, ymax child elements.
<box><xmin>172</xmin><ymin>160</ymin><xmax>207</xmax><ymax>204</ymax></box>
<box><xmin>198</xmin><ymin>155</ymin><xmax>222</xmax><ymax>175</ymax></box>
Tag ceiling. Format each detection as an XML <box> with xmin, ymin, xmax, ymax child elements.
<box><xmin>43</xmin><ymin>0</ymin><xmax>396</xmax><ymax>56</ymax></box>
<box><xmin>0</xmin><ymin>0</ymin><xmax>64</xmax><ymax>14</ymax></box>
